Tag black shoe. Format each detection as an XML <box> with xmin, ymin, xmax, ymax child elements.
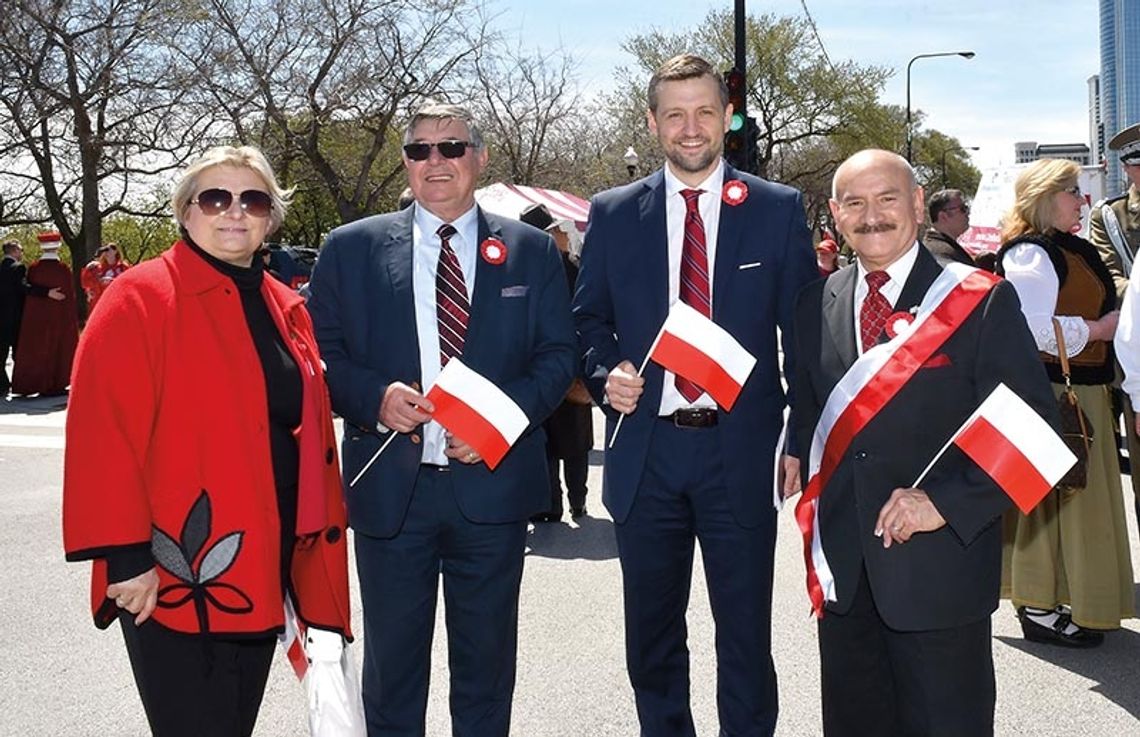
<box><xmin>1017</xmin><ymin>606</ymin><xmax>1104</xmax><ymax>648</ymax></box>
<box><xmin>570</xmin><ymin>506</ymin><xmax>587</xmax><ymax>519</ymax></box>
<box><xmin>529</xmin><ymin>511</ymin><xmax>561</xmax><ymax>524</ymax></box>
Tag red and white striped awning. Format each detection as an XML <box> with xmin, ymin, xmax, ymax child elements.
<box><xmin>474</xmin><ymin>182</ymin><xmax>590</xmax><ymax>232</ymax></box>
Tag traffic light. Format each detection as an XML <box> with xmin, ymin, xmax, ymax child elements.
<box><xmin>723</xmin><ymin>68</ymin><xmax>749</xmax><ymax>171</ymax></box>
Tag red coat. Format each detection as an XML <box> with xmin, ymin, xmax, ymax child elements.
<box><xmin>11</xmin><ymin>257</ymin><xmax>77</xmax><ymax>395</ymax></box>
<box><xmin>63</xmin><ymin>241</ymin><xmax>351</xmax><ymax>639</ymax></box>
<box><xmin>81</xmin><ymin>259</ymin><xmax>129</xmax><ymax>313</ymax></box>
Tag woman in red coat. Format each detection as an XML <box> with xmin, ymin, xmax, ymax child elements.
<box><xmin>80</xmin><ymin>242</ymin><xmax>130</xmax><ymax>313</ymax></box>
<box><xmin>63</xmin><ymin>145</ymin><xmax>351</xmax><ymax>737</ymax></box>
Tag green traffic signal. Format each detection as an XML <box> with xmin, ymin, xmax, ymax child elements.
<box><xmin>730</xmin><ymin>113</ymin><xmax>745</xmax><ymax>132</ymax></box>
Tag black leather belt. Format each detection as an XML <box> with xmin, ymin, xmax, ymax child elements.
<box><xmin>660</xmin><ymin>408</ymin><xmax>718</xmax><ymax>428</ymax></box>
<box><xmin>420</xmin><ymin>462</ymin><xmax>451</xmax><ymax>472</ymax></box>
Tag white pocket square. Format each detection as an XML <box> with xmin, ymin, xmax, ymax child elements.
<box><xmin>738</xmin><ymin>261</ymin><xmax>763</xmax><ymax>270</ymax></box>
<box><xmin>501</xmin><ymin>285</ymin><xmax>529</xmax><ymax>297</ymax></box>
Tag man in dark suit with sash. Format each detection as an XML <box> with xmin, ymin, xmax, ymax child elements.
<box><xmin>791</xmin><ymin>149</ymin><xmax>1056</xmax><ymax>737</ymax></box>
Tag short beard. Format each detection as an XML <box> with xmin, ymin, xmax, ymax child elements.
<box><xmin>666</xmin><ymin>143</ymin><xmax>721</xmax><ymax>175</ymax></box>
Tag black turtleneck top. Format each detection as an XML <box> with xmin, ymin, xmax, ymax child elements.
<box><xmin>107</xmin><ymin>239</ymin><xmax>302</xmax><ymax>590</ymax></box>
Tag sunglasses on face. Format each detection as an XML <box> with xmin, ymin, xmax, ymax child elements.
<box><xmin>944</xmin><ymin>204</ymin><xmax>970</xmax><ymax>215</ymax></box>
<box><xmin>402</xmin><ymin>140</ymin><xmax>475</xmax><ymax>161</ymax></box>
<box><xmin>191</xmin><ymin>188</ymin><xmax>273</xmax><ymax>218</ymax></box>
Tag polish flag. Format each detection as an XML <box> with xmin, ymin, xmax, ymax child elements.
<box><xmin>426</xmin><ymin>359</ymin><xmax>529</xmax><ymax>470</ymax></box>
<box><xmin>950</xmin><ymin>383</ymin><xmax>1076</xmax><ymax>513</ymax></box>
<box><xmin>280</xmin><ymin>597</ymin><xmax>308</xmax><ymax>681</ymax></box>
<box><xmin>649</xmin><ymin>301</ymin><xmax>756</xmax><ymax>410</ymax></box>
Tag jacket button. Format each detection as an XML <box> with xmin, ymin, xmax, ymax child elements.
<box><xmin>325</xmin><ymin>448</ymin><xmax>334</xmax><ymax>464</ymax></box>
<box><xmin>325</xmin><ymin>526</ymin><xmax>341</xmax><ymax>544</ymax></box>
<box><xmin>410</xmin><ymin>434</ymin><xmax>421</xmax><ymax>445</ymax></box>
<box><xmin>854</xmin><ymin>450</ymin><xmax>868</xmax><ymax>460</ymax></box>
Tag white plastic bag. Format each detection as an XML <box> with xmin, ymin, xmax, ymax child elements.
<box><xmin>305</xmin><ymin>628</ymin><xmax>366</xmax><ymax>737</ymax></box>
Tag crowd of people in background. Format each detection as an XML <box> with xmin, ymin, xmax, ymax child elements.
<box><xmin>0</xmin><ymin>47</ymin><xmax>1133</xmax><ymax>737</ymax></box>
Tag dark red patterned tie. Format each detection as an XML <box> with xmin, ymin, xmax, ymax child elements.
<box><xmin>860</xmin><ymin>271</ymin><xmax>891</xmax><ymax>353</ymax></box>
<box><xmin>676</xmin><ymin>188</ymin><xmax>710</xmax><ymax>402</ymax></box>
<box><xmin>435</xmin><ymin>224</ymin><xmax>469</xmax><ymax>366</ymax></box>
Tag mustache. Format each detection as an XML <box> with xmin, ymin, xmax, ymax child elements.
<box><xmin>852</xmin><ymin>222</ymin><xmax>897</xmax><ymax>234</ymax></box>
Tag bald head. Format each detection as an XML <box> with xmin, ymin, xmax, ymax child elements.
<box><xmin>828</xmin><ymin>148</ymin><xmax>925</xmax><ymax>271</ymax></box>
<box><xmin>831</xmin><ymin>149</ymin><xmax>917</xmax><ymax>200</ymax></box>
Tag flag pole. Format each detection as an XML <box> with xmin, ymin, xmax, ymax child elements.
<box><xmin>608</xmin><ymin>322</ymin><xmax>667</xmax><ymax>449</ymax></box>
<box><xmin>350</xmin><ymin>431</ymin><xmax>399</xmax><ymax>487</ymax></box>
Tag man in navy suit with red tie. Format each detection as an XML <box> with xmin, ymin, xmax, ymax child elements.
<box><xmin>308</xmin><ymin>102</ymin><xmax>575</xmax><ymax>736</ymax></box>
<box><xmin>573</xmin><ymin>54</ymin><xmax>817</xmax><ymax>736</ymax></box>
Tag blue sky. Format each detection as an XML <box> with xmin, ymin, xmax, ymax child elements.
<box><xmin>493</xmin><ymin>0</ymin><xmax>1101</xmax><ymax>170</ymax></box>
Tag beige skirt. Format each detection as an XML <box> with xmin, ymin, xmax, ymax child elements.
<box><xmin>1001</xmin><ymin>383</ymin><xmax>1135</xmax><ymax>629</ymax></box>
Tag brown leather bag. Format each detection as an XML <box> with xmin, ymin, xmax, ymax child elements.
<box><xmin>1053</xmin><ymin>319</ymin><xmax>1092</xmax><ymax>491</ymax></box>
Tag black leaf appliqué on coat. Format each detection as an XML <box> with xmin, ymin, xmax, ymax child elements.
<box><xmin>151</xmin><ymin>489</ymin><xmax>253</xmax><ymax>633</ymax></box>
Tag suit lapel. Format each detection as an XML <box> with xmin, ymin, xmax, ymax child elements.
<box><xmin>824</xmin><ymin>267</ymin><xmax>858</xmax><ymax>371</ymax></box>
<box><xmin>712</xmin><ymin>165</ymin><xmax>743</xmax><ymax>322</ymax></box>
<box><xmin>638</xmin><ymin>172</ymin><xmax>671</xmax><ymax>336</ymax></box>
<box><xmin>894</xmin><ymin>245</ymin><xmax>942</xmax><ymax>314</ymax></box>
<box><xmin>378</xmin><ymin>208</ymin><xmax>422</xmax><ymax>382</ymax></box>
<box><xmin>464</xmin><ymin>209</ymin><xmax>503</xmax><ymax>361</ymax></box>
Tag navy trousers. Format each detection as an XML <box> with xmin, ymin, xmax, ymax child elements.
<box><xmin>615</xmin><ymin>420</ymin><xmax>779</xmax><ymax>737</ymax></box>
<box><xmin>355</xmin><ymin>466</ymin><xmax>527</xmax><ymax>737</ymax></box>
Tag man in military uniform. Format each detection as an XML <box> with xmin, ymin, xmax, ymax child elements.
<box><xmin>1090</xmin><ymin>122</ymin><xmax>1140</xmax><ymax>524</ymax></box>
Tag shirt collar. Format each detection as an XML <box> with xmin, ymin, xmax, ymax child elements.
<box><xmin>855</xmin><ymin>240</ymin><xmax>920</xmax><ymax>288</ymax></box>
<box><xmin>663</xmin><ymin>159</ymin><xmax>725</xmax><ymax>200</ymax></box>
<box><xmin>413</xmin><ymin>202</ymin><xmax>479</xmax><ymax>244</ymax></box>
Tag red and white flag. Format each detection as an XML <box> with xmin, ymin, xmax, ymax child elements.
<box><xmin>649</xmin><ymin>301</ymin><xmax>756</xmax><ymax>411</ymax></box>
<box><xmin>280</xmin><ymin>596</ymin><xmax>308</xmax><ymax>681</ymax></box>
<box><xmin>425</xmin><ymin>358</ymin><xmax>529</xmax><ymax>470</ymax></box>
<box><xmin>947</xmin><ymin>382</ymin><xmax>1076</xmax><ymax>513</ymax></box>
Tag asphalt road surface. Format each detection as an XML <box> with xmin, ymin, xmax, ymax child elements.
<box><xmin>2</xmin><ymin>396</ymin><xmax>1137</xmax><ymax>736</ymax></box>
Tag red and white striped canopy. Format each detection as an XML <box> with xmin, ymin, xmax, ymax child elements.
<box><xmin>474</xmin><ymin>182</ymin><xmax>590</xmax><ymax>232</ymax></box>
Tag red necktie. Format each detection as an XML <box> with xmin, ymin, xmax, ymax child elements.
<box><xmin>859</xmin><ymin>271</ymin><xmax>891</xmax><ymax>353</ymax></box>
<box><xmin>435</xmin><ymin>224</ymin><xmax>469</xmax><ymax>366</ymax></box>
<box><xmin>677</xmin><ymin>188</ymin><xmax>710</xmax><ymax>402</ymax></box>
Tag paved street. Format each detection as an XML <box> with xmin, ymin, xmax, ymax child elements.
<box><xmin>1</xmin><ymin>397</ymin><xmax>1137</xmax><ymax>736</ymax></box>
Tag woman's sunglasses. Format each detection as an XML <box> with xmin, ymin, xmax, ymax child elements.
<box><xmin>191</xmin><ymin>188</ymin><xmax>273</xmax><ymax>218</ymax></box>
<box><xmin>402</xmin><ymin>140</ymin><xmax>474</xmax><ymax>161</ymax></box>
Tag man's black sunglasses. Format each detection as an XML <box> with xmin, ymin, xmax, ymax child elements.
<box><xmin>402</xmin><ymin>140</ymin><xmax>475</xmax><ymax>161</ymax></box>
<box><xmin>191</xmin><ymin>188</ymin><xmax>273</xmax><ymax>218</ymax></box>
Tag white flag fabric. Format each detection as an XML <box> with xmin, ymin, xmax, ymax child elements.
<box><xmin>649</xmin><ymin>301</ymin><xmax>756</xmax><ymax>410</ymax></box>
<box><xmin>425</xmin><ymin>359</ymin><xmax>529</xmax><ymax>469</ymax></box>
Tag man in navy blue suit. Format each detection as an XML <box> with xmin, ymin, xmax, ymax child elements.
<box><xmin>573</xmin><ymin>54</ymin><xmax>817</xmax><ymax>736</ymax></box>
<box><xmin>308</xmin><ymin>101</ymin><xmax>576</xmax><ymax>736</ymax></box>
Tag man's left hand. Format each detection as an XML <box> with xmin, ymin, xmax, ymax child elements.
<box><xmin>444</xmin><ymin>433</ymin><xmax>482</xmax><ymax>465</ymax></box>
<box><xmin>779</xmin><ymin>454</ymin><xmax>802</xmax><ymax>499</ymax></box>
<box><xmin>874</xmin><ymin>488</ymin><xmax>945</xmax><ymax>548</ymax></box>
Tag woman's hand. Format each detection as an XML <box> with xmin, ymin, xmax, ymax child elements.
<box><xmin>1086</xmin><ymin>310</ymin><xmax>1120</xmax><ymax>342</ymax></box>
<box><xmin>106</xmin><ymin>568</ymin><xmax>160</xmax><ymax>625</ymax></box>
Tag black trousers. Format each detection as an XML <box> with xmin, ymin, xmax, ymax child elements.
<box><xmin>0</xmin><ymin>336</ymin><xmax>12</xmax><ymax>394</ymax></box>
<box><xmin>545</xmin><ymin>446</ymin><xmax>588</xmax><ymax>514</ymax></box>
<box><xmin>818</xmin><ymin>569</ymin><xmax>995</xmax><ymax>737</ymax></box>
<box><xmin>119</xmin><ymin>613</ymin><xmax>276</xmax><ymax>737</ymax></box>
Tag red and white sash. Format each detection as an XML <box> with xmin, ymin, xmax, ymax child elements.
<box><xmin>795</xmin><ymin>263</ymin><xmax>1000</xmax><ymax>617</ymax></box>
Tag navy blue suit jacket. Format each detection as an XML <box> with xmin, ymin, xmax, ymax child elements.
<box><xmin>308</xmin><ymin>206</ymin><xmax>576</xmax><ymax>538</ymax></box>
<box><xmin>573</xmin><ymin>165</ymin><xmax>817</xmax><ymax>525</ymax></box>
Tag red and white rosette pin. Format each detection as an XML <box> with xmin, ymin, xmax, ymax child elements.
<box><xmin>722</xmin><ymin>180</ymin><xmax>748</xmax><ymax>206</ymax></box>
<box><xmin>480</xmin><ymin>237</ymin><xmax>507</xmax><ymax>265</ymax></box>
<box><xmin>884</xmin><ymin>310</ymin><xmax>915</xmax><ymax>340</ymax></box>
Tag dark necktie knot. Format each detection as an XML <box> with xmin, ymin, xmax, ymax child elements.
<box><xmin>865</xmin><ymin>270</ymin><xmax>889</xmax><ymax>293</ymax></box>
<box><xmin>680</xmin><ymin>189</ymin><xmax>704</xmax><ymax>212</ymax></box>
<box><xmin>437</xmin><ymin>223</ymin><xmax>457</xmax><ymax>242</ymax></box>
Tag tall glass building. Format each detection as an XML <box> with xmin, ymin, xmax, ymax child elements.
<box><xmin>1100</xmin><ymin>0</ymin><xmax>1140</xmax><ymax>197</ymax></box>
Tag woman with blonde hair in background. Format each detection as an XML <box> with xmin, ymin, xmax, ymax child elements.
<box><xmin>996</xmin><ymin>158</ymin><xmax>1134</xmax><ymax>648</ymax></box>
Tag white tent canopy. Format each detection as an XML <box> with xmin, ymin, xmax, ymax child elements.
<box><xmin>474</xmin><ymin>182</ymin><xmax>590</xmax><ymax>232</ymax></box>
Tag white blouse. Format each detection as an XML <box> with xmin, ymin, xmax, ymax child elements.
<box><xmin>1115</xmin><ymin>255</ymin><xmax>1140</xmax><ymax>410</ymax></box>
<box><xmin>1000</xmin><ymin>242</ymin><xmax>1090</xmax><ymax>357</ymax></box>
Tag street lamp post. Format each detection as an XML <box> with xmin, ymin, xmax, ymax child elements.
<box><xmin>940</xmin><ymin>145</ymin><xmax>979</xmax><ymax>188</ymax></box>
<box><xmin>623</xmin><ymin>146</ymin><xmax>639</xmax><ymax>180</ymax></box>
<box><xmin>906</xmin><ymin>51</ymin><xmax>975</xmax><ymax>163</ymax></box>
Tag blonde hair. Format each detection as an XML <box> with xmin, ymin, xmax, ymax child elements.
<box><xmin>1000</xmin><ymin>158</ymin><xmax>1079</xmax><ymax>242</ymax></box>
<box><xmin>171</xmin><ymin>146</ymin><xmax>292</xmax><ymax>233</ymax></box>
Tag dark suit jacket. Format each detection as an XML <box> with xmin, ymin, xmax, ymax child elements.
<box><xmin>308</xmin><ymin>206</ymin><xmax>576</xmax><ymax>538</ymax></box>
<box><xmin>793</xmin><ymin>246</ymin><xmax>1057</xmax><ymax>631</ymax></box>
<box><xmin>923</xmin><ymin>228</ymin><xmax>974</xmax><ymax>266</ymax></box>
<box><xmin>574</xmin><ymin>165</ymin><xmax>817</xmax><ymax>526</ymax></box>
<box><xmin>0</xmin><ymin>256</ymin><xmax>46</xmax><ymax>345</ymax></box>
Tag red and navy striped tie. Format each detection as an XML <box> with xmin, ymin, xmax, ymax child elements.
<box><xmin>435</xmin><ymin>224</ymin><xmax>469</xmax><ymax>366</ymax></box>
<box><xmin>677</xmin><ymin>188</ymin><xmax>710</xmax><ymax>402</ymax></box>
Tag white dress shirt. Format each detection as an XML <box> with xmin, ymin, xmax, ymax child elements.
<box><xmin>853</xmin><ymin>242</ymin><xmax>919</xmax><ymax>355</ymax></box>
<box><xmin>658</xmin><ymin>160</ymin><xmax>725</xmax><ymax>415</ymax></box>
<box><xmin>1116</xmin><ymin>254</ymin><xmax>1140</xmax><ymax>410</ymax></box>
<box><xmin>411</xmin><ymin>203</ymin><xmax>479</xmax><ymax>464</ymax></box>
<box><xmin>1000</xmin><ymin>243</ymin><xmax>1090</xmax><ymax>357</ymax></box>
